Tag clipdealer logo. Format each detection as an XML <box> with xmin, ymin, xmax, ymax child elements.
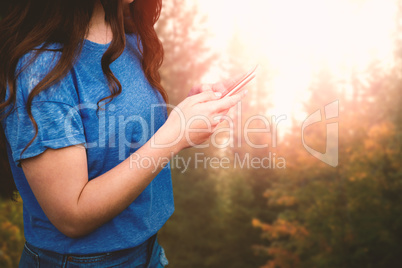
<box><xmin>63</xmin><ymin>100</ymin><xmax>339</xmax><ymax>170</ymax></box>
<box><xmin>301</xmin><ymin>100</ymin><xmax>339</xmax><ymax>167</ymax></box>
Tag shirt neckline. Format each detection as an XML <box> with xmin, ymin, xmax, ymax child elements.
<box><xmin>83</xmin><ymin>38</ymin><xmax>111</xmax><ymax>51</ymax></box>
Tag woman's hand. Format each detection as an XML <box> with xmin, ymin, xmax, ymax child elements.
<box><xmin>187</xmin><ymin>78</ymin><xmax>240</xmax><ymax>97</ymax></box>
<box><xmin>159</xmin><ymin>88</ymin><xmax>248</xmax><ymax>152</ymax></box>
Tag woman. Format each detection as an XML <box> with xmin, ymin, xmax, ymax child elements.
<box><xmin>0</xmin><ymin>0</ymin><xmax>245</xmax><ymax>267</ymax></box>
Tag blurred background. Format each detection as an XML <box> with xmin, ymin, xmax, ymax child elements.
<box><xmin>1</xmin><ymin>0</ymin><xmax>402</xmax><ymax>267</ymax></box>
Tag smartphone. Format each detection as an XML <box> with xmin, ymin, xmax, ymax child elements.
<box><xmin>222</xmin><ymin>65</ymin><xmax>258</xmax><ymax>98</ymax></box>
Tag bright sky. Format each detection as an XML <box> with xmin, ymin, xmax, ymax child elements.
<box><xmin>197</xmin><ymin>0</ymin><xmax>397</xmax><ymax>122</ymax></box>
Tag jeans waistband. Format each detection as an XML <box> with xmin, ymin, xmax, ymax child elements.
<box><xmin>23</xmin><ymin>233</ymin><xmax>157</xmax><ymax>266</ymax></box>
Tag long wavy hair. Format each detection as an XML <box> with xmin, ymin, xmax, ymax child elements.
<box><xmin>0</xmin><ymin>0</ymin><xmax>167</xmax><ymax>200</ymax></box>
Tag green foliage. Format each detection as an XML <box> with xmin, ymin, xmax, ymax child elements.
<box><xmin>0</xmin><ymin>198</ymin><xmax>24</xmax><ymax>268</ymax></box>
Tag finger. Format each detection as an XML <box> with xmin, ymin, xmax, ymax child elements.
<box><xmin>188</xmin><ymin>83</ymin><xmax>213</xmax><ymax>96</ymax></box>
<box><xmin>220</xmin><ymin>108</ymin><xmax>231</xmax><ymax>116</ymax></box>
<box><xmin>200</xmin><ymin>84</ymin><xmax>213</xmax><ymax>92</ymax></box>
<box><xmin>211</xmin><ymin>124</ymin><xmax>220</xmax><ymax>133</ymax></box>
<box><xmin>188</xmin><ymin>90</ymin><xmax>222</xmax><ymax>105</ymax></box>
<box><xmin>211</xmin><ymin>117</ymin><xmax>229</xmax><ymax>132</ymax></box>
<box><xmin>222</xmin><ymin>73</ymin><xmax>244</xmax><ymax>88</ymax></box>
<box><xmin>211</xmin><ymin>82</ymin><xmax>227</xmax><ymax>94</ymax></box>
<box><xmin>189</xmin><ymin>84</ymin><xmax>202</xmax><ymax>96</ymax></box>
<box><xmin>208</xmin><ymin>89</ymin><xmax>247</xmax><ymax>112</ymax></box>
<box><xmin>212</xmin><ymin>114</ymin><xmax>230</xmax><ymax>123</ymax></box>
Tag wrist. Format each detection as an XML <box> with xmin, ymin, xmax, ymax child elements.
<box><xmin>152</xmin><ymin>124</ymin><xmax>183</xmax><ymax>156</ymax></box>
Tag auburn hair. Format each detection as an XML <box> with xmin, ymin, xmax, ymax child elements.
<box><xmin>0</xmin><ymin>0</ymin><xmax>167</xmax><ymax>200</ymax></box>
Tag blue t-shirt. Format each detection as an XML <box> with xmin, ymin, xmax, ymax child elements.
<box><xmin>1</xmin><ymin>34</ymin><xmax>174</xmax><ymax>254</ymax></box>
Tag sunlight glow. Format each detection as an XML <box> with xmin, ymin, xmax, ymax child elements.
<box><xmin>198</xmin><ymin>0</ymin><xmax>396</xmax><ymax>122</ymax></box>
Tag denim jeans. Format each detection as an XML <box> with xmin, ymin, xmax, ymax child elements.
<box><xmin>18</xmin><ymin>233</ymin><xmax>169</xmax><ymax>268</ymax></box>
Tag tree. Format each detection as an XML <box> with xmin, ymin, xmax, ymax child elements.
<box><xmin>156</xmin><ymin>0</ymin><xmax>215</xmax><ymax>105</ymax></box>
<box><xmin>253</xmin><ymin>46</ymin><xmax>402</xmax><ymax>268</ymax></box>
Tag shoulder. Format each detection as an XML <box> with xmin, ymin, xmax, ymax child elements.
<box><xmin>125</xmin><ymin>33</ymin><xmax>139</xmax><ymax>46</ymax></box>
<box><xmin>125</xmin><ymin>33</ymin><xmax>143</xmax><ymax>57</ymax></box>
<box><xmin>15</xmin><ymin>43</ymin><xmax>79</xmax><ymax>108</ymax></box>
<box><xmin>18</xmin><ymin>43</ymin><xmax>63</xmax><ymax>77</ymax></box>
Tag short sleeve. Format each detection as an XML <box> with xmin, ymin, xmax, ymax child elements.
<box><xmin>3</xmin><ymin>102</ymin><xmax>86</xmax><ymax>167</ymax></box>
<box><xmin>1</xmin><ymin>47</ymin><xmax>86</xmax><ymax>167</ymax></box>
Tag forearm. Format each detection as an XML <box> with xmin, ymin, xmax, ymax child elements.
<box><xmin>21</xmin><ymin>91</ymin><xmax>243</xmax><ymax>238</ymax></box>
<box><xmin>70</xmin><ymin>125</ymin><xmax>180</xmax><ymax>237</ymax></box>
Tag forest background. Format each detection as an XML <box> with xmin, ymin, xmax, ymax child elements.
<box><xmin>1</xmin><ymin>0</ymin><xmax>401</xmax><ymax>267</ymax></box>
